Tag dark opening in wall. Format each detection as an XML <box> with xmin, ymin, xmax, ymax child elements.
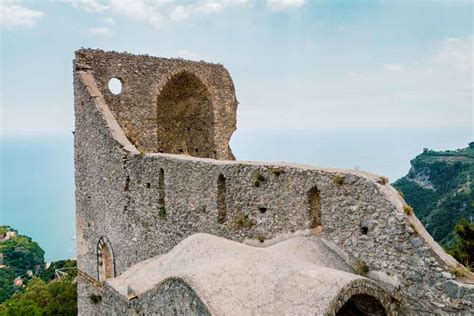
<box><xmin>124</xmin><ymin>176</ymin><xmax>130</xmax><ymax>192</ymax></box>
<box><xmin>156</xmin><ymin>71</ymin><xmax>215</xmax><ymax>158</ymax></box>
<box><xmin>158</xmin><ymin>168</ymin><xmax>165</xmax><ymax>209</ymax></box>
<box><xmin>307</xmin><ymin>186</ymin><xmax>321</xmax><ymax>229</ymax></box>
<box><xmin>217</xmin><ymin>174</ymin><xmax>227</xmax><ymax>223</ymax></box>
<box><xmin>361</xmin><ymin>226</ymin><xmax>368</xmax><ymax>235</ymax></box>
<box><xmin>259</xmin><ymin>207</ymin><xmax>267</xmax><ymax>213</ymax></box>
<box><xmin>336</xmin><ymin>294</ymin><xmax>386</xmax><ymax>316</ymax></box>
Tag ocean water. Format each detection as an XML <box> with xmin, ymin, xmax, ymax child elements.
<box><xmin>1</xmin><ymin>136</ymin><xmax>75</xmax><ymax>262</ymax></box>
<box><xmin>0</xmin><ymin>127</ymin><xmax>471</xmax><ymax>261</ymax></box>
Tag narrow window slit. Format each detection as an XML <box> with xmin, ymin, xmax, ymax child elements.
<box><xmin>308</xmin><ymin>186</ymin><xmax>322</xmax><ymax>229</ymax></box>
<box><xmin>158</xmin><ymin>168</ymin><xmax>165</xmax><ymax>209</ymax></box>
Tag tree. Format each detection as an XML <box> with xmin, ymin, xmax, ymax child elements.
<box><xmin>447</xmin><ymin>218</ymin><xmax>474</xmax><ymax>269</ymax></box>
<box><xmin>0</xmin><ymin>277</ymin><xmax>77</xmax><ymax>316</ymax></box>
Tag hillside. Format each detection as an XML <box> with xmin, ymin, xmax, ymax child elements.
<box><xmin>0</xmin><ymin>226</ymin><xmax>77</xmax><ymax>314</ymax></box>
<box><xmin>393</xmin><ymin>142</ymin><xmax>474</xmax><ymax>246</ymax></box>
<box><xmin>0</xmin><ymin>226</ymin><xmax>45</xmax><ymax>303</ymax></box>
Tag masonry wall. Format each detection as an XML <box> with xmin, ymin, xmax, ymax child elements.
<box><xmin>101</xmin><ymin>278</ymin><xmax>210</xmax><ymax>315</ymax></box>
<box><xmin>75</xmin><ymin>49</ymin><xmax>236</xmax><ymax>159</ymax></box>
<box><xmin>74</xmin><ymin>51</ymin><xmax>474</xmax><ymax>315</ymax></box>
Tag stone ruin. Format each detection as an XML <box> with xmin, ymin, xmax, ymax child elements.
<box><xmin>74</xmin><ymin>49</ymin><xmax>474</xmax><ymax>315</ymax></box>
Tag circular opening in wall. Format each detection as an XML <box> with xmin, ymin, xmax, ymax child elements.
<box><xmin>108</xmin><ymin>78</ymin><xmax>122</xmax><ymax>95</ymax></box>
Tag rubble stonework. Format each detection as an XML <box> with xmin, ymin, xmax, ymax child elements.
<box><xmin>74</xmin><ymin>49</ymin><xmax>474</xmax><ymax>315</ymax></box>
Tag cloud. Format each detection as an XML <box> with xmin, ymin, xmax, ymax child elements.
<box><xmin>0</xmin><ymin>2</ymin><xmax>44</xmax><ymax>29</ymax></box>
<box><xmin>67</xmin><ymin>0</ymin><xmax>109</xmax><ymax>13</ymax></box>
<box><xmin>65</xmin><ymin>0</ymin><xmax>249</xmax><ymax>29</ymax></box>
<box><xmin>383</xmin><ymin>63</ymin><xmax>405</xmax><ymax>73</ymax></box>
<box><xmin>108</xmin><ymin>0</ymin><xmax>162</xmax><ymax>29</ymax></box>
<box><xmin>88</xmin><ymin>26</ymin><xmax>111</xmax><ymax>35</ymax></box>
<box><xmin>266</xmin><ymin>0</ymin><xmax>305</xmax><ymax>11</ymax></box>
<box><xmin>103</xmin><ymin>17</ymin><xmax>115</xmax><ymax>25</ymax></box>
<box><xmin>380</xmin><ymin>36</ymin><xmax>472</xmax><ymax>75</ymax></box>
<box><xmin>170</xmin><ymin>2</ymin><xmax>223</xmax><ymax>22</ymax></box>
<box><xmin>432</xmin><ymin>36</ymin><xmax>473</xmax><ymax>72</ymax></box>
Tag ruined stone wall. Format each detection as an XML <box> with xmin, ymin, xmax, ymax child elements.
<box><xmin>74</xmin><ymin>50</ymin><xmax>473</xmax><ymax>315</ymax></box>
<box><xmin>75</xmin><ymin>49</ymin><xmax>237</xmax><ymax>159</ymax></box>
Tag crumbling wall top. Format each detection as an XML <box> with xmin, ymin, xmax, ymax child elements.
<box><xmin>74</xmin><ymin>49</ymin><xmax>238</xmax><ymax>159</ymax></box>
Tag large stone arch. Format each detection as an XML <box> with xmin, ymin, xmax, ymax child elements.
<box><xmin>156</xmin><ymin>70</ymin><xmax>216</xmax><ymax>158</ymax></box>
<box><xmin>97</xmin><ymin>236</ymin><xmax>115</xmax><ymax>282</ymax></box>
<box><xmin>330</xmin><ymin>279</ymin><xmax>395</xmax><ymax>316</ymax></box>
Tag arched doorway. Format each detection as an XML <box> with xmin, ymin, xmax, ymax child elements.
<box><xmin>336</xmin><ymin>294</ymin><xmax>387</xmax><ymax>316</ymax></box>
<box><xmin>156</xmin><ymin>71</ymin><xmax>215</xmax><ymax>158</ymax></box>
<box><xmin>97</xmin><ymin>237</ymin><xmax>115</xmax><ymax>282</ymax></box>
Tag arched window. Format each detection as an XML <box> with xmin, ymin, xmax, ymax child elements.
<box><xmin>308</xmin><ymin>186</ymin><xmax>321</xmax><ymax>229</ymax></box>
<box><xmin>97</xmin><ymin>237</ymin><xmax>115</xmax><ymax>282</ymax></box>
<box><xmin>217</xmin><ymin>174</ymin><xmax>227</xmax><ymax>223</ymax></box>
<box><xmin>156</xmin><ymin>71</ymin><xmax>215</xmax><ymax>158</ymax></box>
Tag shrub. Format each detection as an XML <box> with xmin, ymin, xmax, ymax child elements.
<box><xmin>88</xmin><ymin>293</ymin><xmax>102</xmax><ymax>304</ymax></box>
<box><xmin>377</xmin><ymin>176</ymin><xmax>388</xmax><ymax>185</ymax></box>
<box><xmin>229</xmin><ymin>214</ymin><xmax>254</xmax><ymax>230</ymax></box>
<box><xmin>158</xmin><ymin>207</ymin><xmax>166</xmax><ymax>219</ymax></box>
<box><xmin>403</xmin><ymin>204</ymin><xmax>413</xmax><ymax>215</ymax></box>
<box><xmin>451</xmin><ymin>266</ymin><xmax>470</xmax><ymax>278</ymax></box>
<box><xmin>253</xmin><ymin>172</ymin><xmax>266</xmax><ymax>187</ymax></box>
<box><xmin>333</xmin><ymin>175</ymin><xmax>345</xmax><ymax>185</ymax></box>
<box><xmin>354</xmin><ymin>260</ymin><xmax>369</xmax><ymax>275</ymax></box>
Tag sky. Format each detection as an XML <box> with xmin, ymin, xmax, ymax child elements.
<box><xmin>0</xmin><ymin>0</ymin><xmax>473</xmax><ymax>138</ymax></box>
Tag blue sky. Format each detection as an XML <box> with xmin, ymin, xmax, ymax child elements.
<box><xmin>0</xmin><ymin>0</ymin><xmax>473</xmax><ymax>138</ymax></box>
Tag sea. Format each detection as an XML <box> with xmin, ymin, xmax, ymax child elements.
<box><xmin>0</xmin><ymin>127</ymin><xmax>471</xmax><ymax>262</ymax></box>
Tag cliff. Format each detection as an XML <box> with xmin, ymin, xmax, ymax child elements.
<box><xmin>393</xmin><ymin>143</ymin><xmax>474</xmax><ymax>246</ymax></box>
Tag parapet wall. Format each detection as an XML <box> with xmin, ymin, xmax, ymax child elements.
<box><xmin>74</xmin><ymin>50</ymin><xmax>473</xmax><ymax>315</ymax></box>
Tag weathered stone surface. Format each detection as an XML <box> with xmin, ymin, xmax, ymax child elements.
<box><xmin>443</xmin><ymin>280</ymin><xmax>465</xmax><ymax>298</ymax></box>
<box><xmin>103</xmin><ymin>233</ymin><xmax>393</xmax><ymax>315</ymax></box>
<box><xmin>73</xmin><ymin>49</ymin><xmax>474</xmax><ymax>315</ymax></box>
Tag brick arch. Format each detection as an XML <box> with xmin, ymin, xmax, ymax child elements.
<box><xmin>97</xmin><ymin>236</ymin><xmax>115</xmax><ymax>282</ymax></box>
<box><xmin>156</xmin><ymin>69</ymin><xmax>216</xmax><ymax>158</ymax></box>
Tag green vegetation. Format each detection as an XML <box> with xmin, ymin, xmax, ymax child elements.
<box><xmin>0</xmin><ymin>276</ymin><xmax>77</xmax><ymax>315</ymax></box>
<box><xmin>0</xmin><ymin>226</ymin><xmax>45</xmax><ymax>303</ymax></box>
<box><xmin>377</xmin><ymin>176</ymin><xmax>388</xmax><ymax>185</ymax></box>
<box><xmin>253</xmin><ymin>172</ymin><xmax>266</xmax><ymax>187</ymax></box>
<box><xmin>228</xmin><ymin>213</ymin><xmax>255</xmax><ymax>230</ymax></box>
<box><xmin>403</xmin><ymin>204</ymin><xmax>413</xmax><ymax>215</ymax></box>
<box><xmin>88</xmin><ymin>293</ymin><xmax>102</xmax><ymax>304</ymax></box>
<box><xmin>0</xmin><ymin>226</ymin><xmax>77</xmax><ymax>314</ymax></box>
<box><xmin>446</xmin><ymin>218</ymin><xmax>473</xmax><ymax>270</ymax></box>
<box><xmin>333</xmin><ymin>175</ymin><xmax>345</xmax><ymax>186</ymax></box>
<box><xmin>393</xmin><ymin>144</ymin><xmax>474</xmax><ymax>246</ymax></box>
<box><xmin>354</xmin><ymin>259</ymin><xmax>368</xmax><ymax>275</ymax></box>
<box><xmin>158</xmin><ymin>207</ymin><xmax>166</xmax><ymax>219</ymax></box>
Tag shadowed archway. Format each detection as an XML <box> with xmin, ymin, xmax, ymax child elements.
<box><xmin>156</xmin><ymin>71</ymin><xmax>215</xmax><ymax>158</ymax></box>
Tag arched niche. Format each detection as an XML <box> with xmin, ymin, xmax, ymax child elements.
<box><xmin>156</xmin><ymin>71</ymin><xmax>215</xmax><ymax>158</ymax></box>
<box><xmin>97</xmin><ymin>236</ymin><xmax>115</xmax><ymax>282</ymax></box>
<box><xmin>308</xmin><ymin>186</ymin><xmax>322</xmax><ymax>229</ymax></box>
